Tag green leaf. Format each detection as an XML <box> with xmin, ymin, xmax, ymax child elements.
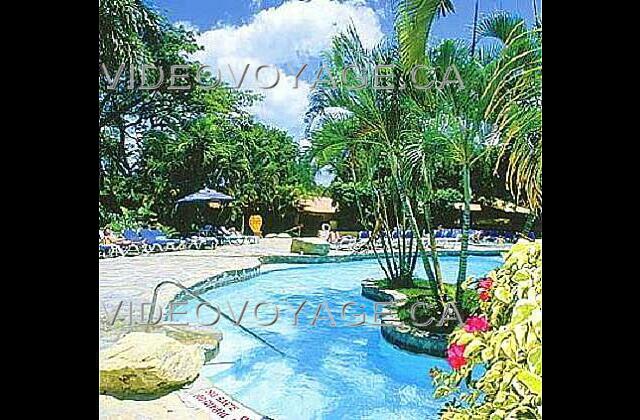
<box><xmin>528</xmin><ymin>347</ymin><xmax>542</xmax><ymax>375</ymax></box>
<box><xmin>495</xmin><ymin>286</ymin><xmax>511</xmax><ymax>303</ymax></box>
<box><xmin>516</xmin><ymin>369</ymin><xmax>542</xmax><ymax>396</ymax></box>
<box><xmin>463</xmin><ymin>338</ymin><xmax>484</xmax><ymax>358</ymax></box>
<box><xmin>457</xmin><ymin>332</ymin><xmax>476</xmax><ymax>345</ymax></box>
<box><xmin>512</xmin><ymin>301</ymin><xmax>536</xmax><ymax>323</ymax></box>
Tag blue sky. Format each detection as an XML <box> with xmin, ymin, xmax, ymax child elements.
<box><xmin>151</xmin><ymin>0</ymin><xmax>541</xmax><ymax>142</ymax></box>
<box><xmin>155</xmin><ymin>1</ymin><xmax>541</xmax><ymax>44</ymax></box>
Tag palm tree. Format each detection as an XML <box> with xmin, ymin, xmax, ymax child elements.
<box><xmin>309</xmin><ymin>2</ymin><xmax>542</xmax><ymax>303</ymax></box>
<box><xmin>309</xmin><ymin>28</ymin><xmax>439</xmax><ymax>292</ymax></box>
<box><xmin>397</xmin><ymin>4</ymin><xmax>542</xmax><ymax>300</ymax></box>
<box><xmin>477</xmin><ymin>12</ymin><xmax>542</xmax><ymax>213</ymax></box>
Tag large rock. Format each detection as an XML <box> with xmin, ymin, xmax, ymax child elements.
<box><xmin>290</xmin><ymin>237</ymin><xmax>330</xmax><ymax>256</ymax></box>
<box><xmin>159</xmin><ymin>325</ymin><xmax>221</xmax><ymax>363</ymax></box>
<box><xmin>100</xmin><ymin>332</ymin><xmax>204</xmax><ymax>399</ymax></box>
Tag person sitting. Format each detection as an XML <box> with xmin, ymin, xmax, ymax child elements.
<box><xmin>101</xmin><ymin>228</ymin><xmax>132</xmax><ymax>246</ymax></box>
<box><xmin>328</xmin><ymin>230</ymin><xmax>342</xmax><ymax>244</ymax></box>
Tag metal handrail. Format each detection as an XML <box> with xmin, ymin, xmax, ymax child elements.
<box><xmin>146</xmin><ymin>280</ymin><xmax>291</xmax><ymax>359</ymax></box>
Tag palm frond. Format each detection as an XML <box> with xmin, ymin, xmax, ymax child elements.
<box><xmin>396</xmin><ymin>0</ymin><xmax>454</xmax><ymax>70</ymax></box>
<box><xmin>477</xmin><ymin>12</ymin><xmax>527</xmax><ymax>45</ymax></box>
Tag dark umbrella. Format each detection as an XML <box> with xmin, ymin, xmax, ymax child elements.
<box><xmin>174</xmin><ymin>188</ymin><xmax>234</xmax><ymax>232</ymax></box>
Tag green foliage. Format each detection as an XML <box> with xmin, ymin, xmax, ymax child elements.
<box><xmin>308</xmin><ymin>4</ymin><xmax>542</xmax><ymax>299</ymax></box>
<box><xmin>99</xmin><ymin>0</ymin><xmax>163</xmax><ymax>69</ymax></box>
<box><xmin>375</xmin><ymin>280</ymin><xmax>479</xmax><ymax>334</ymax></box>
<box><xmin>99</xmin><ymin>0</ymin><xmax>317</xmax><ymax>232</ymax></box>
<box><xmin>431</xmin><ymin>240</ymin><xmax>542</xmax><ymax>419</ymax></box>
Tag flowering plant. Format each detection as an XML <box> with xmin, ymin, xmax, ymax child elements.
<box><xmin>432</xmin><ymin>240</ymin><xmax>542</xmax><ymax>419</ymax></box>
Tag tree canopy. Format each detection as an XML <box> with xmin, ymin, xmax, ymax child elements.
<box><xmin>99</xmin><ymin>0</ymin><xmax>316</xmax><ymax>232</ymax></box>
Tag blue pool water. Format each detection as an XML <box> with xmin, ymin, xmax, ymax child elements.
<box><xmin>179</xmin><ymin>256</ymin><xmax>503</xmax><ymax>420</ymax></box>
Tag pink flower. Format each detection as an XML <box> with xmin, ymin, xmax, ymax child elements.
<box><xmin>478</xmin><ymin>277</ymin><xmax>493</xmax><ymax>290</ymax></box>
<box><xmin>447</xmin><ymin>343</ymin><xmax>467</xmax><ymax>370</ymax></box>
<box><xmin>464</xmin><ymin>316</ymin><xmax>490</xmax><ymax>333</ymax></box>
<box><xmin>479</xmin><ymin>290</ymin><xmax>491</xmax><ymax>301</ymax></box>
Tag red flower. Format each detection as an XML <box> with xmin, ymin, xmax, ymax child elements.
<box><xmin>464</xmin><ymin>316</ymin><xmax>490</xmax><ymax>333</ymax></box>
<box><xmin>447</xmin><ymin>343</ymin><xmax>467</xmax><ymax>370</ymax></box>
<box><xmin>478</xmin><ymin>277</ymin><xmax>493</xmax><ymax>290</ymax></box>
<box><xmin>479</xmin><ymin>290</ymin><xmax>491</xmax><ymax>301</ymax></box>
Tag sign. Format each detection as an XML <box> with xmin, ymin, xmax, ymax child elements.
<box><xmin>179</xmin><ymin>387</ymin><xmax>265</xmax><ymax>420</ymax></box>
<box><xmin>248</xmin><ymin>214</ymin><xmax>263</xmax><ymax>237</ymax></box>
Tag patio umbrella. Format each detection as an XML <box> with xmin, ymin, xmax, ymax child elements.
<box><xmin>174</xmin><ymin>188</ymin><xmax>234</xmax><ymax>232</ymax></box>
<box><xmin>176</xmin><ymin>187</ymin><xmax>233</xmax><ymax>205</ymax></box>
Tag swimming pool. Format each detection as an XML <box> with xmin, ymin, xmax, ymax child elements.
<box><xmin>179</xmin><ymin>256</ymin><xmax>503</xmax><ymax>419</ymax></box>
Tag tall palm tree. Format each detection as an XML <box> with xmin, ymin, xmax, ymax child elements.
<box><xmin>309</xmin><ymin>28</ymin><xmax>441</xmax><ymax>292</ymax></box>
<box><xmin>478</xmin><ymin>13</ymin><xmax>542</xmax><ymax>213</ymax></box>
<box><xmin>397</xmin><ymin>4</ymin><xmax>542</xmax><ymax>300</ymax></box>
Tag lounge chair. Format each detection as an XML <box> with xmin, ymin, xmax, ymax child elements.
<box><xmin>330</xmin><ymin>235</ymin><xmax>357</xmax><ymax>251</ymax></box>
<box><xmin>358</xmin><ymin>230</ymin><xmax>371</xmax><ymax>241</ymax></box>
<box><xmin>122</xmin><ymin>229</ymin><xmax>147</xmax><ymax>255</ymax></box>
<box><xmin>217</xmin><ymin>226</ymin><xmax>252</xmax><ymax>245</ymax></box>
<box><xmin>185</xmin><ymin>227</ymin><xmax>218</xmax><ymax>249</ymax></box>
<box><xmin>139</xmin><ymin>229</ymin><xmax>167</xmax><ymax>252</ymax></box>
<box><xmin>150</xmin><ymin>229</ymin><xmax>185</xmax><ymax>251</ymax></box>
<box><xmin>139</xmin><ymin>229</ymin><xmax>184</xmax><ymax>252</ymax></box>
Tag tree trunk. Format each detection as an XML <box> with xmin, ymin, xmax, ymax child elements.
<box><xmin>532</xmin><ymin>0</ymin><xmax>541</xmax><ymax>29</ymax></box>
<box><xmin>423</xmin><ymin>202</ymin><xmax>445</xmax><ymax>298</ymax></box>
<box><xmin>470</xmin><ymin>0</ymin><xmax>480</xmax><ymax>57</ymax></box>
<box><xmin>420</xmin><ymin>164</ymin><xmax>444</xmax><ymax>291</ymax></box>
<box><xmin>522</xmin><ymin>212</ymin><xmax>537</xmax><ymax>239</ymax></box>
<box><xmin>456</xmin><ymin>163</ymin><xmax>472</xmax><ymax>302</ymax></box>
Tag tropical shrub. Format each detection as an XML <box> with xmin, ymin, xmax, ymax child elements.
<box><xmin>375</xmin><ymin>279</ymin><xmax>479</xmax><ymax>334</ymax></box>
<box><xmin>102</xmin><ymin>204</ymin><xmax>157</xmax><ymax>232</ymax></box>
<box><xmin>431</xmin><ymin>240</ymin><xmax>542</xmax><ymax>419</ymax></box>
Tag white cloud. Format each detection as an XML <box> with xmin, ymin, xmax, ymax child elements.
<box><xmin>192</xmin><ymin>0</ymin><xmax>384</xmax><ymax>141</ymax></box>
<box><xmin>174</xmin><ymin>20</ymin><xmax>199</xmax><ymax>33</ymax></box>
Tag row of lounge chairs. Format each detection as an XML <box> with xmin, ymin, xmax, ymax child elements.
<box><xmin>99</xmin><ymin>226</ymin><xmax>258</xmax><ymax>258</ymax></box>
<box><xmin>195</xmin><ymin>225</ymin><xmax>258</xmax><ymax>246</ymax></box>
<box><xmin>328</xmin><ymin>228</ymin><xmax>533</xmax><ymax>252</ymax></box>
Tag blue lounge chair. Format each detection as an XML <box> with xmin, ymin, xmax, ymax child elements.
<box><xmin>139</xmin><ymin>229</ymin><xmax>171</xmax><ymax>252</ymax></box>
<box><xmin>216</xmin><ymin>226</ymin><xmax>250</xmax><ymax>245</ymax></box>
<box><xmin>99</xmin><ymin>244</ymin><xmax>112</xmax><ymax>258</ymax></box>
<box><xmin>150</xmin><ymin>229</ymin><xmax>184</xmax><ymax>251</ymax></box>
<box><xmin>122</xmin><ymin>229</ymin><xmax>147</xmax><ymax>255</ymax></box>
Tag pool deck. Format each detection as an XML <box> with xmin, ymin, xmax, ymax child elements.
<box><xmin>99</xmin><ymin>237</ymin><xmax>511</xmax><ymax>419</ymax></box>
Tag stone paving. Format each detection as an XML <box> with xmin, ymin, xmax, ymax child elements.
<box><xmin>99</xmin><ymin>238</ymin><xmax>299</xmax><ymax>349</ymax></box>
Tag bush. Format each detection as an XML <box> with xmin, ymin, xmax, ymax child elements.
<box><xmin>431</xmin><ymin>240</ymin><xmax>542</xmax><ymax>419</ymax></box>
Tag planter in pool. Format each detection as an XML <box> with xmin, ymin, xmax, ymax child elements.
<box><xmin>361</xmin><ymin>279</ymin><xmax>448</xmax><ymax>357</ymax></box>
<box><xmin>290</xmin><ymin>238</ymin><xmax>330</xmax><ymax>256</ymax></box>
